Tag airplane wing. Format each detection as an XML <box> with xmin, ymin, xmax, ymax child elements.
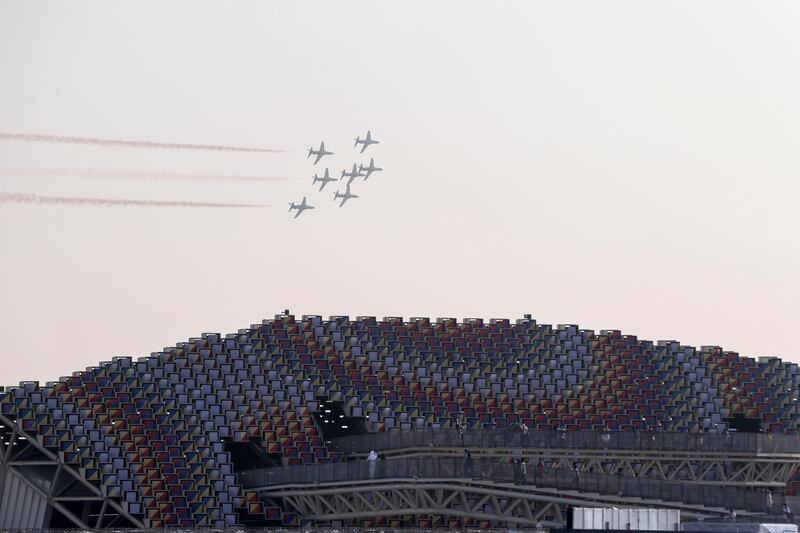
<box><xmin>365</xmin><ymin>131</ymin><xmax>371</xmax><ymax>142</ymax></box>
<box><xmin>314</xmin><ymin>152</ymin><xmax>324</xmax><ymax>165</ymax></box>
<box><xmin>339</xmin><ymin>197</ymin><xmax>348</xmax><ymax>207</ymax></box>
<box><xmin>294</xmin><ymin>208</ymin><xmax>302</xmax><ymax>219</ymax></box>
<box><xmin>362</xmin><ymin>170</ymin><xmax>373</xmax><ymax>180</ymax></box>
<box><xmin>359</xmin><ymin>144</ymin><xmax>368</xmax><ymax>154</ymax></box>
<box><xmin>318</xmin><ymin>182</ymin><xmax>326</xmax><ymax>192</ymax></box>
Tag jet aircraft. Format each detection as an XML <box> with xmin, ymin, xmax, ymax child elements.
<box><xmin>358</xmin><ymin>158</ymin><xmax>383</xmax><ymax>180</ymax></box>
<box><xmin>307</xmin><ymin>141</ymin><xmax>333</xmax><ymax>165</ymax></box>
<box><xmin>312</xmin><ymin>168</ymin><xmax>337</xmax><ymax>191</ymax></box>
<box><xmin>333</xmin><ymin>184</ymin><xmax>358</xmax><ymax>207</ymax></box>
<box><xmin>288</xmin><ymin>196</ymin><xmax>314</xmax><ymax>218</ymax></box>
<box><xmin>340</xmin><ymin>163</ymin><xmax>365</xmax><ymax>185</ymax></box>
<box><xmin>354</xmin><ymin>131</ymin><xmax>379</xmax><ymax>153</ymax></box>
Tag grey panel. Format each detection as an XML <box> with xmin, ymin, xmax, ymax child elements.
<box><xmin>0</xmin><ymin>469</ymin><xmax>48</xmax><ymax>529</ymax></box>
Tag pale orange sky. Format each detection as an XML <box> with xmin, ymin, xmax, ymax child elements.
<box><xmin>1</xmin><ymin>1</ymin><xmax>799</xmax><ymax>387</ymax></box>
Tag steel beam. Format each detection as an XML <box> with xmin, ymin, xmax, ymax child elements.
<box><xmin>258</xmin><ymin>477</ymin><xmax>757</xmax><ymax>528</ymax></box>
<box><xmin>369</xmin><ymin>447</ymin><xmax>800</xmax><ymax>487</ymax></box>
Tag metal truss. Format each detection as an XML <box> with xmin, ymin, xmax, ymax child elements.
<box><xmin>259</xmin><ymin>477</ymin><xmax>754</xmax><ymax>528</ymax></box>
<box><xmin>569</xmin><ymin>453</ymin><xmax>799</xmax><ymax>486</ymax></box>
<box><xmin>377</xmin><ymin>447</ymin><xmax>800</xmax><ymax>487</ymax></box>
<box><xmin>0</xmin><ymin>413</ymin><xmax>144</xmax><ymax>529</ymax></box>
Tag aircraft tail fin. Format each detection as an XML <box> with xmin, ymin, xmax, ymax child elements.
<box><xmin>354</xmin><ymin>137</ymin><xmax>359</xmax><ymax>147</ymax></box>
<box><xmin>288</xmin><ymin>202</ymin><xmax>294</xmax><ymax>212</ymax></box>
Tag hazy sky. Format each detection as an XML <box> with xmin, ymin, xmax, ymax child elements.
<box><xmin>1</xmin><ymin>1</ymin><xmax>799</xmax><ymax>387</ymax></box>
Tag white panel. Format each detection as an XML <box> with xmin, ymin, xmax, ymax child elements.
<box><xmin>574</xmin><ymin>507</ymin><xmax>584</xmax><ymax>529</ymax></box>
<box><xmin>621</xmin><ymin>509</ymin><xmax>628</xmax><ymax>530</ymax></box>
<box><xmin>592</xmin><ymin>508</ymin><xmax>602</xmax><ymax>530</ymax></box>
<box><xmin>761</xmin><ymin>524</ymin><xmax>799</xmax><ymax>533</ymax></box>
<box><xmin>574</xmin><ymin>507</ymin><xmax>585</xmax><ymax>529</ymax></box>
<box><xmin>657</xmin><ymin>509</ymin><xmax>668</xmax><ymax>531</ymax></box>
<box><xmin>633</xmin><ymin>508</ymin><xmax>640</xmax><ymax>530</ymax></box>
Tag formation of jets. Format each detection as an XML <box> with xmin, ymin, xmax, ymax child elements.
<box><xmin>291</xmin><ymin>131</ymin><xmax>383</xmax><ymax>218</ymax></box>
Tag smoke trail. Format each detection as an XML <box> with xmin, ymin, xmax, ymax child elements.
<box><xmin>0</xmin><ymin>167</ymin><xmax>291</xmax><ymax>183</ymax></box>
<box><xmin>0</xmin><ymin>192</ymin><xmax>269</xmax><ymax>208</ymax></box>
<box><xmin>0</xmin><ymin>132</ymin><xmax>286</xmax><ymax>154</ymax></box>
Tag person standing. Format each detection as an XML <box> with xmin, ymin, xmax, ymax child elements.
<box><xmin>536</xmin><ymin>458</ymin><xmax>546</xmax><ymax>481</ymax></box>
<box><xmin>601</xmin><ymin>426</ymin><xmax>612</xmax><ymax>448</ymax></box>
<box><xmin>457</xmin><ymin>416</ymin><xmax>466</xmax><ymax>444</ymax></box>
<box><xmin>367</xmin><ymin>450</ymin><xmax>378</xmax><ymax>479</ymax></box>
<box><xmin>481</xmin><ymin>454</ymin><xmax>492</xmax><ymax>479</ymax></box>
<box><xmin>463</xmin><ymin>449</ymin><xmax>474</xmax><ymax>478</ymax></box>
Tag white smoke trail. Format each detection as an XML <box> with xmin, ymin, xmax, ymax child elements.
<box><xmin>0</xmin><ymin>132</ymin><xmax>286</xmax><ymax>154</ymax></box>
<box><xmin>0</xmin><ymin>167</ymin><xmax>291</xmax><ymax>183</ymax></box>
<box><xmin>0</xmin><ymin>192</ymin><xmax>269</xmax><ymax>208</ymax></box>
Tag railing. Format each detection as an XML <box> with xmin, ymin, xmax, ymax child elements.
<box><xmin>239</xmin><ymin>456</ymin><xmax>784</xmax><ymax>514</ymax></box>
<box><xmin>327</xmin><ymin>429</ymin><xmax>800</xmax><ymax>455</ymax></box>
